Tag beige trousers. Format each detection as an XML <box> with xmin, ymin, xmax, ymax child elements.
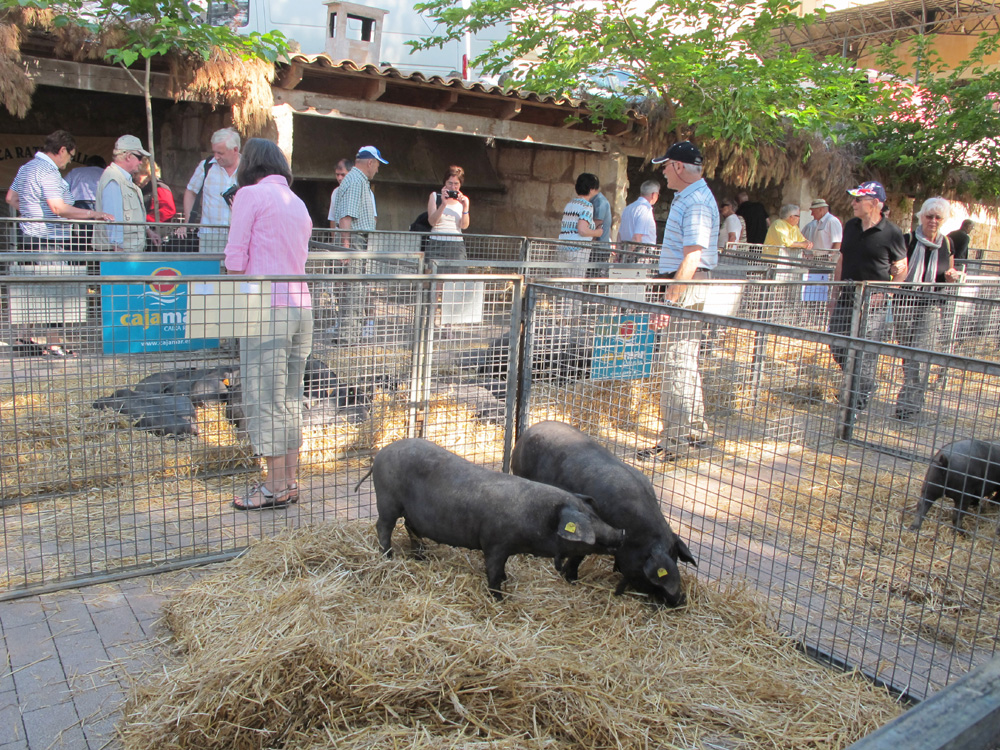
<box><xmin>240</xmin><ymin>305</ymin><xmax>314</xmax><ymax>457</ymax></box>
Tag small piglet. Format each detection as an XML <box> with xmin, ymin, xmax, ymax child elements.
<box><xmin>360</xmin><ymin>438</ymin><xmax>625</xmax><ymax>599</ymax></box>
<box><xmin>911</xmin><ymin>438</ymin><xmax>1000</xmax><ymax>533</ymax></box>
<box><xmin>511</xmin><ymin>421</ymin><xmax>696</xmax><ymax>607</ymax></box>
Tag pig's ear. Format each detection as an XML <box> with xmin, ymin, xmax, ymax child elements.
<box><xmin>674</xmin><ymin>538</ymin><xmax>697</xmax><ymax>567</ymax></box>
<box><xmin>573</xmin><ymin>493</ymin><xmax>598</xmax><ymax>510</ymax></box>
<box><xmin>643</xmin><ymin>548</ymin><xmax>680</xmax><ymax>586</ymax></box>
<box><xmin>557</xmin><ymin>507</ymin><xmax>596</xmax><ymax>545</ymax></box>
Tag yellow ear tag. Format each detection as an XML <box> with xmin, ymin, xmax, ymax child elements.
<box><xmin>564</xmin><ymin>522</ymin><xmax>577</xmax><ymax>533</ymax></box>
<box><xmin>657</xmin><ymin>568</ymin><xmax>669</xmax><ymax>578</ymax></box>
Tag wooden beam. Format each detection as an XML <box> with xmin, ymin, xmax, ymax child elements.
<box><xmin>847</xmin><ymin>656</ymin><xmax>1000</xmax><ymax>750</ymax></box>
<box><xmin>276</xmin><ymin>62</ymin><xmax>304</xmax><ymax>90</ymax></box>
<box><xmin>23</xmin><ymin>56</ymin><xmax>176</xmax><ymax>100</ymax></box>
<box><xmin>498</xmin><ymin>100</ymin><xmax>522</xmax><ymax>120</ymax></box>
<box><xmin>435</xmin><ymin>90</ymin><xmax>459</xmax><ymax>112</ymax></box>
<box><xmin>272</xmin><ymin>88</ymin><xmax>632</xmax><ymax>154</ymax></box>
<box><xmin>362</xmin><ymin>78</ymin><xmax>386</xmax><ymax>101</ymax></box>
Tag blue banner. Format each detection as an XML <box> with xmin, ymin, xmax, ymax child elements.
<box><xmin>590</xmin><ymin>313</ymin><xmax>656</xmax><ymax>381</ymax></box>
<box><xmin>100</xmin><ymin>260</ymin><xmax>221</xmax><ymax>354</ymax></box>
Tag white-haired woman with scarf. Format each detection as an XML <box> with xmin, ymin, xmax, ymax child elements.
<box><xmin>894</xmin><ymin>196</ymin><xmax>962</xmax><ymax>420</ymax></box>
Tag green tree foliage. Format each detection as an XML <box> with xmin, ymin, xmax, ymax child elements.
<box><xmin>853</xmin><ymin>34</ymin><xmax>1000</xmax><ymax>200</ymax></box>
<box><xmin>409</xmin><ymin>0</ymin><xmax>870</xmax><ymax>149</ymax></box>
<box><xmin>1</xmin><ymin>0</ymin><xmax>288</xmax><ymax>213</ymax></box>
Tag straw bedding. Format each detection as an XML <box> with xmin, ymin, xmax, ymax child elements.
<box><xmin>119</xmin><ymin>520</ymin><xmax>903</xmax><ymax>750</ymax></box>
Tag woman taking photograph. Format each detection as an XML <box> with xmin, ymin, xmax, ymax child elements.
<box><xmin>894</xmin><ymin>196</ymin><xmax>962</xmax><ymax>421</ymax></box>
<box><xmin>425</xmin><ymin>165</ymin><xmax>470</xmax><ymax>272</ymax></box>
<box><xmin>224</xmin><ymin>138</ymin><xmax>313</xmax><ymax>510</ymax></box>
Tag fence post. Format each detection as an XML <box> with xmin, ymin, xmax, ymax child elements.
<box><xmin>504</xmin><ymin>283</ymin><xmax>532</xmax><ymax>473</ymax></box>
<box><xmin>407</xmin><ymin>276</ymin><xmax>435</xmax><ymax>439</ymax></box>
<box><xmin>501</xmin><ymin>278</ymin><xmax>525</xmax><ymax>473</ymax></box>
<box><xmin>835</xmin><ymin>283</ymin><xmax>868</xmax><ymax>440</ymax></box>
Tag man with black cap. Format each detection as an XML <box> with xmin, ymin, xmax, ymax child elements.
<box><xmin>94</xmin><ymin>135</ymin><xmax>161</xmax><ymax>252</ymax></box>
<box><xmin>637</xmin><ymin>140</ymin><xmax>719</xmax><ymax>461</ymax></box>
<box><xmin>828</xmin><ymin>180</ymin><xmax>906</xmax><ymax>411</ymax></box>
<box><xmin>331</xmin><ymin>145</ymin><xmax>388</xmax><ymax>343</ymax></box>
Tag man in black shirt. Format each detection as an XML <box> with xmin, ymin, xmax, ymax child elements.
<box><xmin>828</xmin><ymin>181</ymin><xmax>907</xmax><ymax>411</ymax></box>
<box><xmin>736</xmin><ymin>191</ymin><xmax>770</xmax><ymax>245</ymax></box>
<box><xmin>948</xmin><ymin>219</ymin><xmax>973</xmax><ymax>264</ymax></box>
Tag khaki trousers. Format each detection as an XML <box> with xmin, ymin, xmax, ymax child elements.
<box><xmin>240</xmin><ymin>305</ymin><xmax>314</xmax><ymax>457</ymax></box>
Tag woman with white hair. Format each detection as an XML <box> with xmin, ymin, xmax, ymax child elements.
<box><xmin>894</xmin><ymin>196</ymin><xmax>962</xmax><ymax>420</ymax></box>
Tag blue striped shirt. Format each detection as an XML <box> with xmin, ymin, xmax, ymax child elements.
<box><xmin>10</xmin><ymin>152</ymin><xmax>74</xmax><ymax>240</ymax></box>
<box><xmin>659</xmin><ymin>178</ymin><xmax>719</xmax><ymax>274</ymax></box>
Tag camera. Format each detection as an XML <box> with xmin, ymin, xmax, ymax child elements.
<box><xmin>446</xmin><ymin>190</ymin><xmax>459</xmax><ymax>199</ymax></box>
<box><xmin>221</xmin><ymin>185</ymin><xmax>238</xmax><ymax>207</ymax></box>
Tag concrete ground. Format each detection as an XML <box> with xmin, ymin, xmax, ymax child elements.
<box><xmin>0</xmin><ymin>568</ymin><xmax>217</xmax><ymax>750</ymax></box>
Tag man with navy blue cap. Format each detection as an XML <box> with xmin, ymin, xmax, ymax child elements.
<box><xmin>828</xmin><ymin>180</ymin><xmax>906</xmax><ymax>412</ymax></box>
<box><xmin>331</xmin><ymin>145</ymin><xmax>388</xmax><ymax>343</ymax></box>
<box><xmin>638</xmin><ymin>140</ymin><xmax>719</xmax><ymax>461</ymax></box>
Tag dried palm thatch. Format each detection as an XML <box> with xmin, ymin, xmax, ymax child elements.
<box><xmin>119</xmin><ymin>520</ymin><xmax>903</xmax><ymax>750</ymax></box>
<box><xmin>169</xmin><ymin>49</ymin><xmax>276</xmax><ymax>135</ymax></box>
<box><xmin>0</xmin><ymin>13</ymin><xmax>276</xmax><ymax>136</ymax></box>
<box><xmin>639</xmin><ymin>103</ymin><xmax>862</xmax><ymax>194</ymax></box>
<box><xmin>0</xmin><ymin>17</ymin><xmax>34</xmax><ymax>117</ymax></box>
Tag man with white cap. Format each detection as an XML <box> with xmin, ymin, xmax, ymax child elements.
<box><xmin>333</xmin><ymin>145</ymin><xmax>386</xmax><ymax>237</ymax></box>
<box><xmin>828</xmin><ymin>180</ymin><xmax>906</xmax><ymax>411</ymax></box>
<box><xmin>638</xmin><ymin>140</ymin><xmax>718</xmax><ymax>461</ymax></box>
<box><xmin>331</xmin><ymin>145</ymin><xmax>388</xmax><ymax>343</ymax></box>
<box><xmin>94</xmin><ymin>135</ymin><xmax>161</xmax><ymax>252</ymax></box>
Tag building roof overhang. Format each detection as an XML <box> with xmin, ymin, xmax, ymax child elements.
<box><xmin>774</xmin><ymin>0</ymin><xmax>1000</xmax><ymax>59</ymax></box>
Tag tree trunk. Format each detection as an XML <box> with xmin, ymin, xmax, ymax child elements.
<box><xmin>145</xmin><ymin>58</ymin><xmax>160</xmax><ymax>225</ymax></box>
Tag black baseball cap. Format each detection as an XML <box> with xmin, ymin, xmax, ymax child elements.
<box><xmin>651</xmin><ymin>141</ymin><xmax>703</xmax><ymax>166</ymax></box>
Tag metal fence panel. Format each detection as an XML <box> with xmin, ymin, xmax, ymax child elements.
<box><xmin>0</xmin><ymin>271</ymin><xmax>521</xmax><ymax>597</ymax></box>
<box><xmin>519</xmin><ymin>282</ymin><xmax>1000</xmax><ymax>701</ymax></box>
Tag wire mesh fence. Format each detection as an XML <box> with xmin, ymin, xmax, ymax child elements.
<box><xmin>517</xmin><ymin>282</ymin><xmax>1000</xmax><ymax>701</ymax></box>
<box><xmin>0</xmin><ymin>269</ymin><xmax>522</xmax><ymax>597</ymax></box>
<box><xmin>4</xmin><ymin>222</ymin><xmax>1000</xmax><ymax>704</ymax></box>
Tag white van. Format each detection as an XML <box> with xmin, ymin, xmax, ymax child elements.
<box><xmin>207</xmin><ymin>0</ymin><xmax>506</xmax><ymax>79</ymax></box>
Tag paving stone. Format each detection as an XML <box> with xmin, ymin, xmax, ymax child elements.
<box><xmin>45</xmin><ymin>598</ymin><xmax>97</xmax><ymax>642</ymax></box>
<box><xmin>0</xmin><ymin>741</ymin><xmax>30</xmax><ymax>750</ymax></box>
<box><xmin>81</xmin><ymin>712</ymin><xmax>120</xmax><ymax>750</ymax></box>
<box><xmin>89</xmin><ymin>601</ymin><xmax>146</xmax><ymax>646</ymax></box>
<box><xmin>0</xmin><ymin>699</ymin><xmax>27</xmax><ymax>745</ymax></box>
<box><xmin>0</xmin><ymin>601</ymin><xmax>47</xmax><ymax>631</ymax></box>
<box><xmin>21</xmin><ymin>700</ymin><xmax>85</xmax><ymax>749</ymax></box>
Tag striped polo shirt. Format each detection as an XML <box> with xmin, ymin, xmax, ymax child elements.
<box><xmin>10</xmin><ymin>152</ymin><xmax>74</xmax><ymax>240</ymax></box>
<box><xmin>659</xmin><ymin>178</ymin><xmax>719</xmax><ymax>274</ymax></box>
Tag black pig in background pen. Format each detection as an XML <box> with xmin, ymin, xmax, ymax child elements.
<box><xmin>512</xmin><ymin>421</ymin><xmax>697</xmax><ymax>607</ymax></box>
<box><xmin>910</xmin><ymin>438</ymin><xmax>1000</xmax><ymax>534</ymax></box>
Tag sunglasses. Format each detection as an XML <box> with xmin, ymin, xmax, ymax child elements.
<box><xmin>924</xmin><ymin>215</ymin><xmax>944</xmax><ymax>221</ymax></box>
<box><xmin>851</xmin><ymin>196</ymin><xmax>876</xmax><ymax>203</ymax></box>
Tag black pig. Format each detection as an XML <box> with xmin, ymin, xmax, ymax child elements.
<box><xmin>511</xmin><ymin>420</ymin><xmax>696</xmax><ymax>606</ymax></box>
<box><xmin>910</xmin><ymin>438</ymin><xmax>1000</xmax><ymax>533</ymax></box>
<box><xmin>359</xmin><ymin>438</ymin><xmax>625</xmax><ymax>599</ymax></box>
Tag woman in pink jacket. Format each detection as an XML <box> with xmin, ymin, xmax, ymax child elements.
<box><xmin>224</xmin><ymin>138</ymin><xmax>313</xmax><ymax>510</ymax></box>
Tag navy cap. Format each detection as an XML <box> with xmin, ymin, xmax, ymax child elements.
<box><xmin>651</xmin><ymin>141</ymin><xmax>703</xmax><ymax>166</ymax></box>
<box><xmin>847</xmin><ymin>181</ymin><xmax>886</xmax><ymax>202</ymax></box>
<box><xmin>356</xmin><ymin>145</ymin><xmax>388</xmax><ymax>164</ymax></box>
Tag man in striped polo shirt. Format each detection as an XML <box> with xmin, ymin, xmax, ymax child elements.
<box><xmin>5</xmin><ymin>130</ymin><xmax>112</xmax><ymax>250</ymax></box>
<box><xmin>638</xmin><ymin>140</ymin><xmax>719</xmax><ymax>462</ymax></box>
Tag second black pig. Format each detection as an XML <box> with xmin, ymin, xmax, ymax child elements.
<box><xmin>511</xmin><ymin>420</ymin><xmax>696</xmax><ymax>606</ymax></box>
